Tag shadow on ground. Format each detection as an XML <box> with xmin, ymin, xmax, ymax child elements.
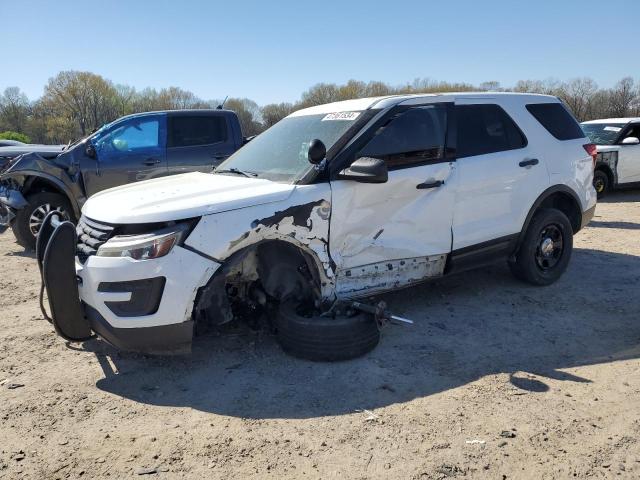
<box><xmin>87</xmin><ymin>246</ymin><xmax>640</xmax><ymax>419</ymax></box>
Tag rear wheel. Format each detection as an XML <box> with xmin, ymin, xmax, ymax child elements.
<box><xmin>275</xmin><ymin>301</ymin><xmax>380</xmax><ymax>361</ymax></box>
<box><xmin>509</xmin><ymin>208</ymin><xmax>573</xmax><ymax>286</ymax></box>
<box><xmin>593</xmin><ymin>170</ymin><xmax>609</xmax><ymax>198</ymax></box>
<box><xmin>11</xmin><ymin>192</ymin><xmax>74</xmax><ymax>250</ymax></box>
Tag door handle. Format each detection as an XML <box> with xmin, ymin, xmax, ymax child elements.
<box><xmin>519</xmin><ymin>158</ymin><xmax>539</xmax><ymax>167</ymax></box>
<box><xmin>143</xmin><ymin>158</ymin><xmax>161</xmax><ymax>166</ymax></box>
<box><xmin>416</xmin><ymin>180</ymin><xmax>444</xmax><ymax>189</ymax></box>
<box><xmin>211</xmin><ymin>153</ymin><xmax>228</xmax><ymax>160</ymax></box>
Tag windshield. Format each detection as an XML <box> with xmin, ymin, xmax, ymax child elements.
<box><xmin>216</xmin><ymin>112</ymin><xmax>363</xmax><ymax>183</ymax></box>
<box><xmin>581</xmin><ymin>123</ymin><xmax>625</xmax><ymax>145</ymax></box>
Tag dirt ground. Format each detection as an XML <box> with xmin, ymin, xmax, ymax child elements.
<box><xmin>1</xmin><ymin>192</ymin><xmax>640</xmax><ymax>479</ymax></box>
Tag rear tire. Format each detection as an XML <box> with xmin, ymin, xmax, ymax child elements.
<box><xmin>509</xmin><ymin>208</ymin><xmax>573</xmax><ymax>286</ymax></box>
<box><xmin>593</xmin><ymin>170</ymin><xmax>609</xmax><ymax>198</ymax></box>
<box><xmin>11</xmin><ymin>192</ymin><xmax>74</xmax><ymax>251</ymax></box>
<box><xmin>276</xmin><ymin>302</ymin><xmax>380</xmax><ymax>361</ymax></box>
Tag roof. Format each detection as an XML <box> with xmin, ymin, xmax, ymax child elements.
<box><xmin>289</xmin><ymin>92</ymin><xmax>560</xmax><ymax>117</ymax></box>
<box><xmin>581</xmin><ymin>117</ymin><xmax>640</xmax><ymax>125</ymax></box>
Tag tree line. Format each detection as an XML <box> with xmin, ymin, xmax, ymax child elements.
<box><xmin>1</xmin><ymin>71</ymin><xmax>639</xmax><ymax>144</ymax></box>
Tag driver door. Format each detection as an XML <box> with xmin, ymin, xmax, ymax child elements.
<box><xmin>82</xmin><ymin>114</ymin><xmax>167</xmax><ymax>196</ymax></box>
<box><xmin>617</xmin><ymin>124</ymin><xmax>640</xmax><ymax>184</ymax></box>
<box><xmin>329</xmin><ymin>102</ymin><xmax>456</xmax><ymax>297</ymax></box>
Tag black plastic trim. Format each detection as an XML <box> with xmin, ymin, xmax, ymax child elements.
<box><xmin>85</xmin><ymin>303</ymin><xmax>193</xmax><ymax>354</ymax></box>
<box><xmin>98</xmin><ymin>277</ymin><xmax>166</xmax><ymax>317</ymax></box>
<box><xmin>445</xmin><ymin>234</ymin><xmax>519</xmax><ymax>275</ymax></box>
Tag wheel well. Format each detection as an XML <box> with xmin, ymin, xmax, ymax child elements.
<box><xmin>24</xmin><ymin>176</ymin><xmax>67</xmax><ymax>198</ymax></box>
<box><xmin>537</xmin><ymin>192</ymin><xmax>582</xmax><ymax>233</ymax></box>
<box><xmin>594</xmin><ymin>164</ymin><xmax>613</xmax><ymax>184</ymax></box>
<box><xmin>192</xmin><ymin>240</ymin><xmax>324</xmax><ymax>331</ymax></box>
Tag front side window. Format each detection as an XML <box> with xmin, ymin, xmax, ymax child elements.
<box><xmin>581</xmin><ymin>123</ymin><xmax>626</xmax><ymax>145</ymax></box>
<box><xmin>217</xmin><ymin>112</ymin><xmax>363</xmax><ymax>183</ymax></box>
<box><xmin>358</xmin><ymin>106</ymin><xmax>447</xmax><ymax>168</ymax></box>
<box><xmin>169</xmin><ymin>116</ymin><xmax>228</xmax><ymax>148</ymax></box>
<box><xmin>95</xmin><ymin>117</ymin><xmax>161</xmax><ymax>158</ymax></box>
<box><xmin>457</xmin><ymin>104</ymin><xmax>527</xmax><ymax>158</ymax></box>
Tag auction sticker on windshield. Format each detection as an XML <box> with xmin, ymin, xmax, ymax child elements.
<box><xmin>322</xmin><ymin>112</ymin><xmax>360</xmax><ymax>121</ymax></box>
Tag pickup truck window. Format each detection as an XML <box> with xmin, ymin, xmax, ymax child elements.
<box><xmin>358</xmin><ymin>106</ymin><xmax>446</xmax><ymax>168</ymax></box>
<box><xmin>217</xmin><ymin>113</ymin><xmax>361</xmax><ymax>183</ymax></box>
<box><xmin>168</xmin><ymin>116</ymin><xmax>228</xmax><ymax>148</ymax></box>
<box><xmin>95</xmin><ymin>117</ymin><xmax>161</xmax><ymax>156</ymax></box>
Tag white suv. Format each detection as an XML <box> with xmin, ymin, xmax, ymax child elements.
<box><xmin>581</xmin><ymin>118</ymin><xmax>640</xmax><ymax>197</ymax></box>
<box><xmin>39</xmin><ymin>93</ymin><xmax>596</xmax><ymax>360</ymax></box>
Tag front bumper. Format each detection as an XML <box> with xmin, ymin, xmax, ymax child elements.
<box><xmin>40</xmin><ymin>213</ymin><xmax>221</xmax><ymax>354</ymax></box>
<box><xmin>0</xmin><ymin>185</ymin><xmax>28</xmax><ymax>226</ymax></box>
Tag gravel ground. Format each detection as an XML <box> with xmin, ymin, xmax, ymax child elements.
<box><xmin>1</xmin><ymin>191</ymin><xmax>640</xmax><ymax>479</ymax></box>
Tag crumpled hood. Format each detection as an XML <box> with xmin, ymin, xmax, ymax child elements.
<box><xmin>82</xmin><ymin>172</ymin><xmax>296</xmax><ymax>224</ymax></box>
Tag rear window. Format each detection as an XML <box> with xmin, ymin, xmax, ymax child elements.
<box><xmin>456</xmin><ymin>104</ymin><xmax>527</xmax><ymax>158</ymax></box>
<box><xmin>526</xmin><ymin>103</ymin><xmax>585</xmax><ymax>140</ymax></box>
<box><xmin>169</xmin><ymin>115</ymin><xmax>228</xmax><ymax>148</ymax></box>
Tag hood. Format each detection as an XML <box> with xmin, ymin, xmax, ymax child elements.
<box><xmin>82</xmin><ymin>172</ymin><xmax>296</xmax><ymax>224</ymax></box>
<box><xmin>0</xmin><ymin>144</ymin><xmax>65</xmax><ymax>158</ymax></box>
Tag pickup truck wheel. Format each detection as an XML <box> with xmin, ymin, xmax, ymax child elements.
<box><xmin>509</xmin><ymin>208</ymin><xmax>573</xmax><ymax>286</ymax></box>
<box><xmin>593</xmin><ymin>170</ymin><xmax>609</xmax><ymax>198</ymax></box>
<box><xmin>11</xmin><ymin>192</ymin><xmax>74</xmax><ymax>250</ymax></box>
<box><xmin>275</xmin><ymin>301</ymin><xmax>380</xmax><ymax>361</ymax></box>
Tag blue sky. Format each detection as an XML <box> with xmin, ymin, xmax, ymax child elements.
<box><xmin>3</xmin><ymin>0</ymin><xmax>638</xmax><ymax>105</ymax></box>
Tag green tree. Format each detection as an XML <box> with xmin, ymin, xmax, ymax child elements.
<box><xmin>0</xmin><ymin>131</ymin><xmax>31</xmax><ymax>143</ymax></box>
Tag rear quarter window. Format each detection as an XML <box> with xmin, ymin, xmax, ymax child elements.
<box><xmin>526</xmin><ymin>103</ymin><xmax>585</xmax><ymax>140</ymax></box>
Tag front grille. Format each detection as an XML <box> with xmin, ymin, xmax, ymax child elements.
<box><xmin>76</xmin><ymin>216</ymin><xmax>115</xmax><ymax>263</ymax></box>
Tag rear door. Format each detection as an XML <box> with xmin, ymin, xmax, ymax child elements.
<box><xmin>83</xmin><ymin>114</ymin><xmax>167</xmax><ymax>196</ymax></box>
<box><xmin>329</xmin><ymin>102</ymin><xmax>456</xmax><ymax>297</ymax></box>
<box><xmin>167</xmin><ymin>113</ymin><xmax>235</xmax><ymax>174</ymax></box>
<box><xmin>452</xmin><ymin>100</ymin><xmax>547</xmax><ymax>250</ymax></box>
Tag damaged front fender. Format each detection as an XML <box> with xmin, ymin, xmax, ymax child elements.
<box><xmin>185</xmin><ymin>184</ymin><xmax>336</xmax><ymax>304</ymax></box>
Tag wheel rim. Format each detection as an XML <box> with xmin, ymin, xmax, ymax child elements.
<box><xmin>594</xmin><ymin>177</ymin><xmax>605</xmax><ymax>193</ymax></box>
<box><xmin>535</xmin><ymin>224</ymin><xmax>564</xmax><ymax>271</ymax></box>
<box><xmin>28</xmin><ymin>204</ymin><xmax>69</xmax><ymax>236</ymax></box>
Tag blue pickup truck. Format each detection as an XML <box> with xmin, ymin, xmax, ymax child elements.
<box><xmin>0</xmin><ymin>109</ymin><xmax>247</xmax><ymax>249</ymax></box>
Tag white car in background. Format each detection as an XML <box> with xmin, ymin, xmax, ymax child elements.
<box><xmin>581</xmin><ymin>118</ymin><xmax>640</xmax><ymax>197</ymax></box>
<box><xmin>38</xmin><ymin>93</ymin><xmax>596</xmax><ymax>361</ymax></box>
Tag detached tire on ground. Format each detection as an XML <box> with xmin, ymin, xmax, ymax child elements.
<box><xmin>276</xmin><ymin>302</ymin><xmax>380</xmax><ymax>361</ymax></box>
<box><xmin>593</xmin><ymin>170</ymin><xmax>609</xmax><ymax>198</ymax></box>
<box><xmin>509</xmin><ymin>208</ymin><xmax>573</xmax><ymax>286</ymax></box>
<box><xmin>11</xmin><ymin>191</ymin><xmax>74</xmax><ymax>251</ymax></box>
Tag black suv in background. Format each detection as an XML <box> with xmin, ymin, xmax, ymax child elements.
<box><xmin>0</xmin><ymin>109</ymin><xmax>247</xmax><ymax>249</ymax></box>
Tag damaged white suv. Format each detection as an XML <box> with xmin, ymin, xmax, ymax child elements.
<box><xmin>39</xmin><ymin>93</ymin><xmax>596</xmax><ymax>360</ymax></box>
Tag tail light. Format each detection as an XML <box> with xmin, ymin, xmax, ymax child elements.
<box><xmin>583</xmin><ymin>143</ymin><xmax>597</xmax><ymax>167</ymax></box>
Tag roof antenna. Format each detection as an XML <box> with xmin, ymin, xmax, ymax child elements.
<box><xmin>216</xmin><ymin>96</ymin><xmax>228</xmax><ymax>110</ymax></box>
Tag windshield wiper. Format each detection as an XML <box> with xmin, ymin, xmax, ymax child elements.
<box><xmin>215</xmin><ymin>168</ymin><xmax>258</xmax><ymax>178</ymax></box>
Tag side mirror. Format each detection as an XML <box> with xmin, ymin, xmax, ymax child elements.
<box><xmin>85</xmin><ymin>143</ymin><xmax>96</xmax><ymax>159</ymax></box>
<box><xmin>307</xmin><ymin>139</ymin><xmax>326</xmax><ymax>164</ymax></box>
<box><xmin>621</xmin><ymin>136</ymin><xmax>640</xmax><ymax>145</ymax></box>
<box><xmin>338</xmin><ymin>157</ymin><xmax>388</xmax><ymax>183</ymax></box>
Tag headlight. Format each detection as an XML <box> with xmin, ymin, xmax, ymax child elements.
<box><xmin>96</xmin><ymin>223</ymin><xmax>190</xmax><ymax>260</ymax></box>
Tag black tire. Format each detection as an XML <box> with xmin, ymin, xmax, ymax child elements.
<box><xmin>593</xmin><ymin>170</ymin><xmax>609</xmax><ymax>198</ymax></box>
<box><xmin>275</xmin><ymin>302</ymin><xmax>380</xmax><ymax>361</ymax></box>
<box><xmin>11</xmin><ymin>191</ymin><xmax>75</xmax><ymax>250</ymax></box>
<box><xmin>509</xmin><ymin>208</ymin><xmax>573</xmax><ymax>286</ymax></box>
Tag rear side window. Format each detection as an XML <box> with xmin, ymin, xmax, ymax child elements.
<box><xmin>169</xmin><ymin>115</ymin><xmax>228</xmax><ymax>148</ymax></box>
<box><xmin>456</xmin><ymin>104</ymin><xmax>526</xmax><ymax>158</ymax></box>
<box><xmin>526</xmin><ymin>103</ymin><xmax>585</xmax><ymax>140</ymax></box>
<box><xmin>358</xmin><ymin>105</ymin><xmax>447</xmax><ymax>168</ymax></box>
